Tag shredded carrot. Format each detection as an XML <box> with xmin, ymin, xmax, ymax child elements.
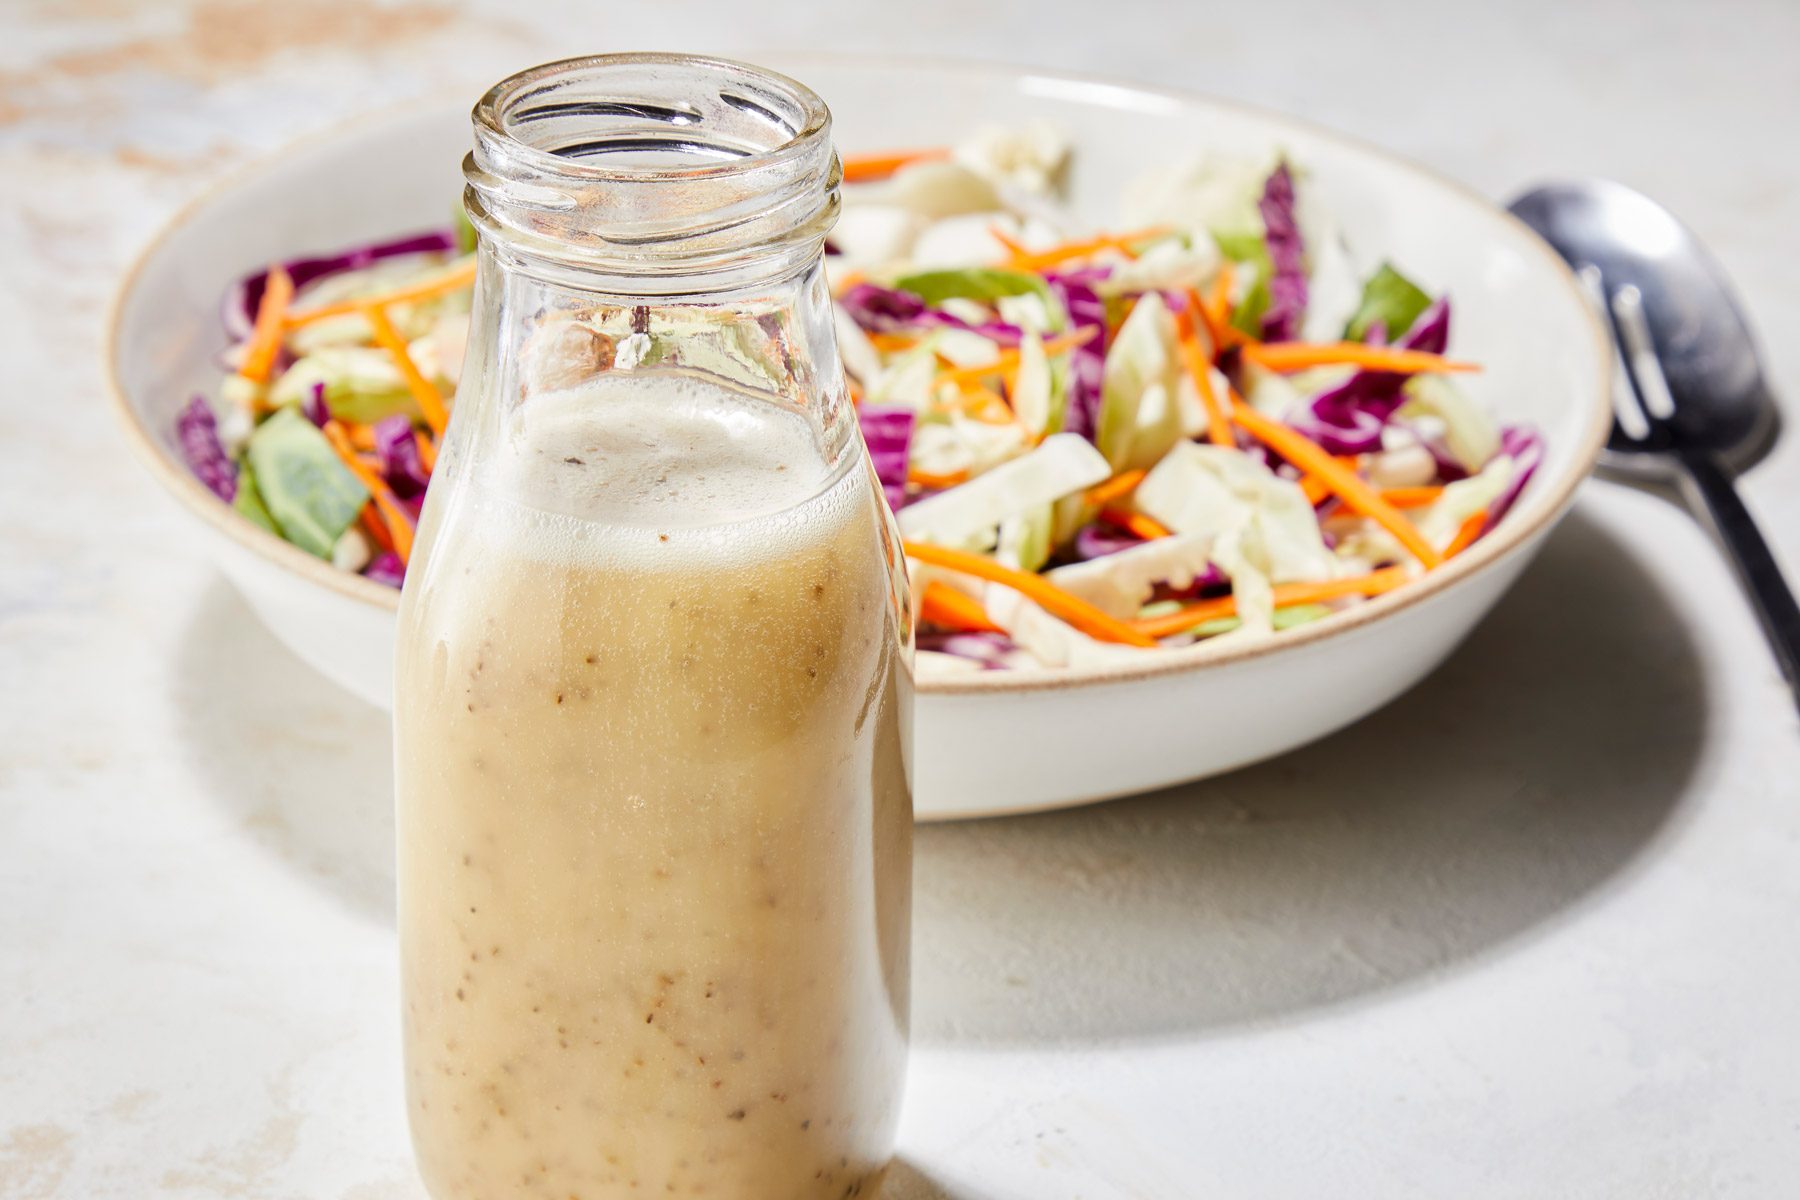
<box><xmin>358</xmin><ymin>503</ymin><xmax>396</xmax><ymax>555</ymax></box>
<box><xmin>1177</xmin><ymin>289</ymin><xmax>1235</xmax><ymax>447</ymax></box>
<box><xmin>1086</xmin><ymin>468</ymin><xmax>1147</xmax><ymax>507</ymax></box>
<box><xmin>907</xmin><ymin>466</ymin><xmax>969</xmax><ymax>490</ymax></box>
<box><xmin>933</xmin><ymin>327</ymin><xmax>1099</xmax><ymax>389</ymax></box>
<box><xmin>841</xmin><ymin>147</ymin><xmax>951</xmax><ymax>183</ymax></box>
<box><xmin>1101</xmin><ymin>508</ymin><xmax>1171</xmax><ymax>541</ymax></box>
<box><xmin>284</xmin><ymin>257</ymin><xmax>476</xmax><ymax>328</ymax></box>
<box><xmin>868</xmin><ymin>332</ymin><xmax>920</xmax><ymax>353</ymax></box>
<box><xmin>1002</xmin><ymin>226</ymin><xmax>1172</xmax><ymax>272</ymax></box>
<box><xmin>361</xmin><ymin>303</ymin><xmax>449</xmax><ymax>437</ymax></box>
<box><xmin>1379</xmin><ymin>485</ymin><xmax>1445</xmax><ymax>509</ymax></box>
<box><xmin>1445</xmin><ymin>509</ymin><xmax>1488</xmax><ymax>557</ymax></box>
<box><xmin>832</xmin><ymin>270</ymin><xmax>867</xmax><ymax>298</ymax></box>
<box><xmin>414</xmin><ymin>430</ymin><xmax>438</xmax><ymax>473</ymax></box>
<box><xmin>903</xmin><ymin>541</ymin><xmax>1157</xmax><ymax>648</ymax></box>
<box><xmin>322</xmin><ymin>420</ymin><xmax>415</xmax><ymax>563</ymax></box>
<box><xmin>1241</xmin><ymin>341</ymin><xmax>1480</xmax><ymax>375</ymax></box>
<box><xmin>1300</xmin><ymin>455</ymin><xmax>1361</xmax><ymax>505</ymax></box>
<box><xmin>918</xmin><ymin>581</ymin><xmax>1004</xmax><ymax>634</ymax></box>
<box><xmin>1132</xmin><ymin>566</ymin><xmax>1412</xmax><ymax>639</ymax></box>
<box><xmin>1229</xmin><ymin>398</ymin><xmax>1443</xmax><ymax>568</ymax></box>
<box><xmin>344</xmin><ymin>422</ymin><xmax>377</xmax><ymax>452</ymax></box>
<box><xmin>988</xmin><ymin>224</ymin><xmax>1029</xmax><ymax>257</ymax></box>
<box><xmin>1199</xmin><ymin>264</ymin><xmax>1233</xmax><ymax>346</ymax></box>
<box><xmin>237</xmin><ymin>264</ymin><xmax>294</xmax><ymax>384</ymax></box>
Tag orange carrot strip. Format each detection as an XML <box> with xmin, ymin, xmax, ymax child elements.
<box><xmin>1229</xmin><ymin>398</ymin><xmax>1443</xmax><ymax>568</ymax></box>
<box><xmin>323</xmin><ymin>420</ymin><xmax>415</xmax><ymax>563</ymax></box>
<box><xmin>358</xmin><ymin>503</ymin><xmax>396</xmax><ymax>554</ymax></box>
<box><xmin>841</xmin><ymin>147</ymin><xmax>951</xmax><ymax>183</ymax></box>
<box><xmin>1003</xmin><ymin>226</ymin><xmax>1172</xmax><ymax>272</ymax></box>
<box><xmin>1101</xmin><ymin>508</ymin><xmax>1172</xmax><ymax>541</ymax></box>
<box><xmin>933</xmin><ymin>327</ymin><xmax>1099</xmax><ymax>388</ymax></box>
<box><xmin>907</xmin><ymin>466</ymin><xmax>969</xmax><ymax>490</ymax></box>
<box><xmin>414</xmin><ymin>430</ymin><xmax>438</xmax><ymax>473</ymax></box>
<box><xmin>1301</xmin><ymin>455</ymin><xmax>1362</xmax><ymax>504</ymax></box>
<box><xmin>1445</xmin><ymin>510</ymin><xmax>1488</xmax><ymax>557</ymax></box>
<box><xmin>284</xmin><ymin>257</ymin><xmax>476</xmax><ymax>328</ymax></box>
<box><xmin>918</xmin><ymin>581</ymin><xmax>1004</xmax><ymax>634</ymax></box>
<box><xmin>988</xmin><ymin>224</ymin><xmax>1029</xmax><ymax>256</ymax></box>
<box><xmin>1178</xmin><ymin>289</ymin><xmax>1235</xmax><ymax>447</ymax></box>
<box><xmin>868</xmin><ymin>332</ymin><xmax>921</xmax><ymax>353</ymax></box>
<box><xmin>1198</xmin><ymin>265</ymin><xmax>1232</xmax><ymax>346</ymax></box>
<box><xmin>1132</xmin><ymin>566</ymin><xmax>1411</xmax><ymax>639</ymax></box>
<box><xmin>1241</xmin><ymin>341</ymin><xmax>1480</xmax><ymax>374</ymax></box>
<box><xmin>345</xmin><ymin>422</ymin><xmax>378</xmax><ymax>452</ymax></box>
<box><xmin>1379</xmin><ymin>485</ymin><xmax>1445</xmax><ymax>509</ymax></box>
<box><xmin>238</xmin><ymin>263</ymin><xmax>294</xmax><ymax>384</ymax></box>
<box><xmin>904</xmin><ymin>541</ymin><xmax>1157</xmax><ymax>648</ymax></box>
<box><xmin>361</xmin><ymin>303</ymin><xmax>449</xmax><ymax>437</ymax></box>
<box><xmin>1085</xmin><ymin>468</ymin><xmax>1147</xmax><ymax>507</ymax></box>
<box><xmin>832</xmin><ymin>270</ymin><xmax>868</xmax><ymax>298</ymax></box>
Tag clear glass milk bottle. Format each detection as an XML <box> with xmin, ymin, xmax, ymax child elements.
<box><xmin>393</xmin><ymin>55</ymin><xmax>913</xmax><ymax>1200</ymax></box>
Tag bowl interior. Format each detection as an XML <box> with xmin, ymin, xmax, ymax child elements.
<box><xmin>111</xmin><ymin>56</ymin><xmax>1607</xmax><ymax>687</ymax></box>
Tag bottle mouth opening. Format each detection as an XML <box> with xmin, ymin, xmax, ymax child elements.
<box><xmin>476</xmin><ymin>53</ymin><xmax>831</xmax><ymax>178</ymax></box>
<box><xmin>467</xmin><ymin>54</ymin><xmax>839</xmax><ymax>285</ymax></box>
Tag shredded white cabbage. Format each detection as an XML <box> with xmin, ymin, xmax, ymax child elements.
<box><xmin>1044</xmin><ymin>531</ymin><xmax>1216</xmax><ymax>618</ymax></box>
<box><xmin>900</xmin><ymin>432</ymin><xmax>1110</xmax><ymax>548</ymax></box>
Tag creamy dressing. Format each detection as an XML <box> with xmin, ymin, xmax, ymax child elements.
<box><xmin>395</xmin><ymin>371</ymin><xmax>911</xmax><ymax>1200</ymax></box>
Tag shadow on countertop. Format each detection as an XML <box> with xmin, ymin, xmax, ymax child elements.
<box><xmin>910</xmin><ymin>505</ymin><xmax>1707</xmax><ymax>1047</ymax></box>
<box><xmin>169</xmin><ymin>504</ymin><xmax>1706</xmax><ymax>1046</ymax></box>
<box><xmin>171</xmin><ymin>580</ymin><xmax>397</xmax><ymax>926</ymax></box>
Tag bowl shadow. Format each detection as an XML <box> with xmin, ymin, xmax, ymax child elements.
<box><xmin>911</xmin><ymin>505</ymin><xmax>1705</xmax><ymax>1047</ymax></box>
<box><xmin>168</xmin><ymin>503</ymin><xmax>1703</xmax><ymax>1048</ymax></box>
<box><xmin>170</xmin><ymin>581</ymin><xmax>397</xmax><ymax>926</ymax></box>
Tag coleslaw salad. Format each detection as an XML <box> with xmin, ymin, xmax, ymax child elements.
<box><xmin>173</xmin><ymin>124</ymin><xmax>1542</xmax><ymax>676</ymax></box>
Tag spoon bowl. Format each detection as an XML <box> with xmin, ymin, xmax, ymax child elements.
<box><xmin>1510</xmin><ymin>180</ymin><xmax>1779</xmax><ymax>475</ymax></box>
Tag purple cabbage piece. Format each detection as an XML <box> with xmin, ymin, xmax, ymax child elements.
<box><xmin>857</xmin><ymin>404</ymin><xmax>915</xmax><ymax>512</ymax></box>
<box><xmin>1482</xmin><ymin>425</ymin><xmax>1544</xmax><ymax>533</ymax></box>
<box><xmin>373</xmin><ymin>414</ymin><xmax>431</xmax><ymax>500</ymax></box>
<box><xmin>176</xmin><ymin>395</ymin><xmax>236</xmax><ymax>502</ymax></box>
<box><xmin>1258</xmin><ymin>162</ymin><xmax>1307</xmax><ymax>342</ymax></box>
<box><xmin>302</xmin><ymin>380</ymin><xmax>330</xmax><ymax>429</ymax></box>
<box><xmin>224</xmin><ymin>229</ymin><xmax>459</xmax><ymax>338</ymax></box>
<box><xmin>915</xmin><ymin>631</ymin><xmax>1018</xmax><ymax>669</ymax></box>
<box><xmin>1072</xmin><ymin>523</ymin><xmax>1144</xmax><ymax>561</ymax></box>
<box><xmin>363</xmin><ymin>551</ymin><xmax>406</xmax><ymax>588</ymax></box>
<box><xmin>836</xmin><ymin>283</ymin><xmax>1024</xmax><ymax>344</ymax></box>
<box><xmin>1287</xmin><ymin>297</ymin><xmax>1451</xmax><ymax>455</ymax></box>
<box><xmin>1046</xmin><ymin>272</ymin><xmax>1110</xmax><ymax>440</ymax></box>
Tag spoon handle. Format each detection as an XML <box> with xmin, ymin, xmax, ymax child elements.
<box><xmin>1678</xmin><ymin>449</ymin><xmax>1800</xmax><ymax>703</ymax></box>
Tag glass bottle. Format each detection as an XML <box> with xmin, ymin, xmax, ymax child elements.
<box><xmin>394</xmin><ymin>54</ymin><xmax>912</xmax><ymax>1200</ymax></box>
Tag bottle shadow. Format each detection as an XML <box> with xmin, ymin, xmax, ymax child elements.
<box><xmin>911</xmin><ymin>506</ymin><xmax>1706</xmax><ymax>1047</ymax></box>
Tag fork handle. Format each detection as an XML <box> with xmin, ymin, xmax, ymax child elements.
<box><xmin>1678</xmin><ymin>449</ymin><xmax>1800</xmax><ymax>703</ymax></box>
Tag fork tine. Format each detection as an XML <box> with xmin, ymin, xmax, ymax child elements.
<box><xmin>1610</xmin><ymin>283</ymin><xmax>1678</xmax><ymax>420</ymax></box>
<box><xmin>1577</xmin><ymin>263</ymin><xmax>1651</xmax><ymax>440</ymax></box>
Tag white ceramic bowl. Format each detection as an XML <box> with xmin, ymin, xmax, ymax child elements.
<box><xmin>108</xmin><ymin>56</ymin><xmax>1609</xmax><ymax>820</ymax></box>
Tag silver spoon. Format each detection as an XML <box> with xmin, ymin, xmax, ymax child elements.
<box><xmin>1508</xmin><ymin>179</ymin><xmax>1800</xmax><ymax>703</ymax></box>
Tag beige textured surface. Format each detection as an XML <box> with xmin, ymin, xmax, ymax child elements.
<box><xmin>3</xmin><ymin>2</ymin><xmax>1799</xmax><ymax>1197</ymax></box>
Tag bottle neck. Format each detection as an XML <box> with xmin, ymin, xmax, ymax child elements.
<box><xmin>462</xmin><ymin>53</ymin><xmax>840</xmax><ymax>297</ymax></box>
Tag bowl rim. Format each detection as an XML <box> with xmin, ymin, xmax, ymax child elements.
<box><xmin>105</xmin><ymin>52</ymin><xmax>1612</xmax><ymax>697</ymax></box>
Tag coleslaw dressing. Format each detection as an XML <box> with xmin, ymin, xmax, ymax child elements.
<box><xmin>395</xmin><ymin>371</ymin><xmax>912</xmax><ymax>1199</ymax></box>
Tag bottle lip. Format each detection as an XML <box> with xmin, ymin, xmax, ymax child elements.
<box><xmin>473</xmin><ymin>52</ymin><xmax>833</xmax><ymax>185</ymax></box>
<box><xmin>467</xmin><ymin>53</ymin><xmax>839</xmax><ymax>287</ymax></box>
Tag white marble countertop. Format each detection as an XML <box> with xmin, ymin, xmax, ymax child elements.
<box><xmin>5</xmin><ymin>1</ymin><xmax>1800</xmax><ymax>1196</ymax></box>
